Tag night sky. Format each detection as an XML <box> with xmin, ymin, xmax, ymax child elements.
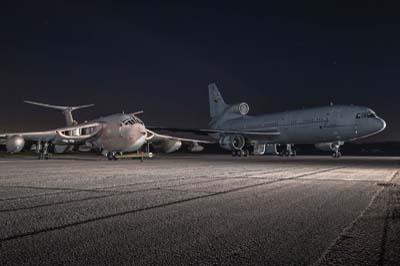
<box><xmin>1</xmin><ymin>1</ymin><xmax>399</xmax><ymax>141</ymax></box>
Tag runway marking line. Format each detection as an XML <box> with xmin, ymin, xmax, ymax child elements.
<box><xmin>311</xmin><ymin>169</ymin><xmax>399</xmax><ymax>266</ymax></box>
<box><xmin>0</xmin><ymin>166</ymin><xmax>346</xmax><ymax>242</ymax></box>
<box><xmin>0</xmin><ymin>169</ymin><xmax>287</xmax><ymax>212</ymax></box>
<box><xmin>0</xmin><ymin>168</ymin><xmax>331</xmax><ymax>212</ymax></box>
<box><xmin>0</xmin><ymin>168</ymin><xmax>288</xmax><ymax>204</ymax></box>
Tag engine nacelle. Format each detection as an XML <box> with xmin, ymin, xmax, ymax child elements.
<box><xmin>219</xmin><ymin>135</ymin><xmax>245</xmax><ymax>151</ymax></box>
<box><xmin>188</xmin><ymin>143</ymin><xmax>204</xmax><ymax>152</ymax></box>
<box><xmin>152</xmin><ymin>139</ymin><xmax>182</xmax><ymax>153</ymax></box>
<box><xmin>54</xmin><ymin>145</ymin><xmax>68</xmax><ymax>154</ymax></box>
<box><xmin>228</xmin><ymin>102</ymin><xmax>249</xmax><ymax>116</ymax></box>
<box><xmin>315</xmin><ymin>143</ymin><xmax>336</xmax><ymax>152</ymax></box>
<box><xmin>6</xmin><ymin>135</ymin><xmax>25</xmax><ymax>153</ymax></box>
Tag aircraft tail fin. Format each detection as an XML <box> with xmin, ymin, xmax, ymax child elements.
<box><xmin>208</xmin><ymin>83</ymin><xmax>228</xmax><ymax>119</ymax></box>
<box><xmin>24</xmin><ymin>100</ymin><xmax>94</xmax><ymax>126</ymax></box>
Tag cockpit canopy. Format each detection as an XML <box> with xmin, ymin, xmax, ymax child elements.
<box><xmin>356</xmin><ymin>110</ymin><xmax>377</xmax><ymax>119</ymax></box>
<box><xmin>122</xmin><ymin>116</ymin><xmax>144</xmax><ymax>126</ymax></box>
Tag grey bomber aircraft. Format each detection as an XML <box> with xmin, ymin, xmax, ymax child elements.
<box><xmin>0</xmin><ymin>101</ymin><xmax>211</xmax><ymax>160</ymax></box>
<box><xmin>152</xmin><ymin>83</ymin><xmax>386</xmax><ymax>158</ymax></box>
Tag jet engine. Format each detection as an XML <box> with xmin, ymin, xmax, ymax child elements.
<box><xmin>219</xmin><ymin>135</ymin><xmax>245</xmax><ymax>151</ymax></box>
<box><xmin>54</xmin><ymin>145</ymin><xmax>68</xmax><ymax>154</ymax></box>
<box><xmin>6</xmin><ymin>135</ymin><xmax>25</xmax><ymax>153</ymax></box>
<box><xmin>188</xmin><ymin>143</ymin><xmax>204</xmax><ymax>152</ymax></box>
<box><xmin>228</xmin><ymin>102</ymin><xmax>249</xmax><ymax>115</ymax></box>
<box><xmin>152</xmin><ymin>139</ymin><xmax>182</xmax><ymax>153</ymax></box>
<box><xmin>315</xmin><ymin>143</ymin><xmax>336</xmax><ymax>152</ymax></box>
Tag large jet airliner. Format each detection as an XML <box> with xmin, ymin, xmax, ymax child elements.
<box><xmin>152</xmin><ymin>83</ymin><xmax>386</xmax><ymax>157</ymax></box>
<box><xmin>0</xmin><ymin>101</ymin><xmax>210</xmax><ymax>160</ymax></box>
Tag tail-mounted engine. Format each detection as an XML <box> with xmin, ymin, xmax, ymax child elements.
<box><xmin>219</xmin><ymin>135</ymin><xmax>246</xmax><ymax>151</ymax></box>
<box><xmin>227</xmin><ymin>102</ymin><xmax>249</xmax><ymax>116</ymax></box>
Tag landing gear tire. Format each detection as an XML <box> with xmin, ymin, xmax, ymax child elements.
<box><xmin>244</xmin><ymin>149</ymin><xmax>250</xmax><ymax>157</ymax></box>
<box><xmin>37</xmin><ymin>141</ymin><xmax>50</xmax><ymax>160</ymax></box>
<box><xmin>332</xmin><ymin>152</ymin><xmax>341</xmax><ymax>158</ymax></box>
<box><xmin>107</xmin><ymin>152</ymin><xmax>118</xmax><ymax>161</ymax></box>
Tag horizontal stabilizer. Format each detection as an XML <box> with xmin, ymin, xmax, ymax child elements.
<box><xmin>24</xmin><ymin>100</ymin><xmax>94</xmax><ymax>111</ymax></box>
<box><xmin>24</xmin><ymin>100</ymin><xmax>94</xmax><ymax>126</ymax></box>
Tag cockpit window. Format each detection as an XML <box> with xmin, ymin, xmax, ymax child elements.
<box><xmin>367</xmin><ymin>111</ymin><xmax>376</xmax><ymax>118</ymax></box>
<box><xmin>122</xmin><ymin>116</ymin><xmax>144</xmax><ymax>126</ymax></box>
<box><xmin>356</xmin><ymin>111</ymin><xmax>377</xmax><ymax>119</ymax></box>
<box><xmin>135</xmin><ymin>117</ymin><xmax>144</xmax><ymax>125</ymax></box>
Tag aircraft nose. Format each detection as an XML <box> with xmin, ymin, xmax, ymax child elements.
<box><xmin>374</xmin><ymin>117</ymin><xmax>386</xmax><ymax>133</ymax></box>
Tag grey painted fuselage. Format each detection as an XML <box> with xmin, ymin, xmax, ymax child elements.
<box><xmin>212</xmin><ymin>105</ymin><xmax>386</xmax><ymax>145</ymax></box>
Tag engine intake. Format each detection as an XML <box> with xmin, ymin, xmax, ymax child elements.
<box><xmin>315</xmin><ymin>143</ymin><xmax>336</xmax><ymax>152</ymax></box>
<box><xmin>219</xmin><ymin>135</ymin><xmax>245</xmax><ymax>151</ymax></box>
<box><xmin>6</xmin><ymin>135</ymin><xmax>25</xmax><ymax>153</ymax></box>
<box><xmin>152</xmin><ymin>139</ymin><xmax>182</xmax><ymax>153</ymax></box>
<box><xmin>228</xmin><ymin>102</ymin><xmax>249</xmax><ymax>115</ymax></box>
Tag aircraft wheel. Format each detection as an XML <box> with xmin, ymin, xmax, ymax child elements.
<box><xmin>107</xmin><ymin>152</ymin><xmax>114</xmax><ymax>161</ymax></box>
<box><xmin>291</xmin><ymin>151</ymin><xmax>297</xmax><ymax>157</ymax></box>
<box><xmin>244</xmin><ymin>150</ymin><xmax>250</xmax><ymax>157</ymax></box>
<box><xmin>232</xmin><ymin>150</ymin><xmax>237</xmax><ymax>157</ymax></box>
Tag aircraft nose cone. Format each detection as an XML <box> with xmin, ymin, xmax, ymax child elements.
<box><xmin>374</xmin><ymin>118</ymin><xmax>386</xmax><ymax>133</ymax></box>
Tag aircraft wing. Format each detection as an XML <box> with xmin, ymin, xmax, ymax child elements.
<box><xmin>146</xmin><ymin>129</ymin><xmax>214</xmax><ymax>144</ymax></box>
<box><xmin>147</xmin><ymin>127</ymin><xmax>281</xmax><ymax>137</ymax></box>
<box><xmin>0</xmin><ymin>130</ymin><xmax>58</xmax><ymax>143</ymax></box>
<box><xmin>0</xmin><ymin>122</ymin><xmax>102</xmax><ymax>144</ymax></box>
<box><xmin>145</xmin><ymin>129</ymin><xmax>215</xmax><ymax>153</ymax></box>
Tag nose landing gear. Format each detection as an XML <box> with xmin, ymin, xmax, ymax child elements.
<box><xmin>107</xmin><ymin>151</ymin><xmax>118</xmax><ymax>160</ymax></box>
<box><xmin>332</xmin><ymin>142</ymin><xmax>343</xmax><ymax>158</ymax></box>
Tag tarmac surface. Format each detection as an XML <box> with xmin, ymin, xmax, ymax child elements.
<box><xmin>0</xmin><ymin>154</ymin><xmax>400</xmax><ymax>266</ymax></box>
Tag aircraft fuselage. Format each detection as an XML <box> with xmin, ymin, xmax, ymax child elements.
<box><xmin>214</xmin><ymin>105</ymin><xmax>386</xmax><ymax>145</ymax></box>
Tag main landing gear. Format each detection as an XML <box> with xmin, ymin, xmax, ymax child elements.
<box><xmin>232</xmin><ymin>149</ymin><xmax>250</xmax><ymax>157</ymax></box>
<box><xmin>279</xmin><ymin>144</ymin><xmax>296</xmax><ymax>157</ymax></box>
<box><xmin>37</xmin><ymin>141</ymin><xmax>50</xmax><ymax>160</ymax></box>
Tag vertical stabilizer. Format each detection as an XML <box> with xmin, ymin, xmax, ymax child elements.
<box><xmin>208</xmin><ymin>83</ymin><xmax>228</xmax><ymax>119</ymax></box>
<box><xmin>24</xmin><ymin>100</ymin><xmax>94</xmax><ymax>126</ymax></box>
